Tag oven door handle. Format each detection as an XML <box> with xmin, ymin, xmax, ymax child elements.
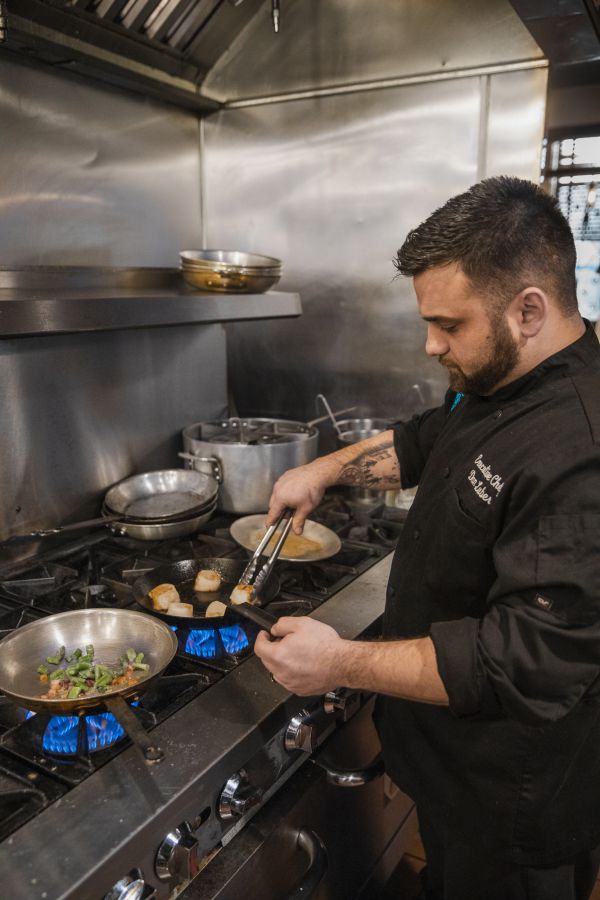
<box><xmin>284</xmin><ymin>828</ymin><xmax>328</xmax><ymax>900</ymax></box>
<box><xmin>311</xmin><ymin>751</ymin><xmax>385</xmax><ymax>787</ymax></box>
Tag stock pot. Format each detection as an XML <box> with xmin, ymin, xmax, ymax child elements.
<box><xmin>181</xmin><ymin>417</ymin><xmax>319</xmax><ymax>513</ymax></box>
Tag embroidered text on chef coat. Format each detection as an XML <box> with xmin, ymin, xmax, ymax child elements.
<box><xmin>467</xmin><ymin>453</ymin><xmax>505</xmax><ymax>505</ymax></box>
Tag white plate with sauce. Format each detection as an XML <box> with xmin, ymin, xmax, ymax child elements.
<box><xmin>229</xmin><ymin>515</ymin><xmax>342</xmax><ymax>562</ymax></box>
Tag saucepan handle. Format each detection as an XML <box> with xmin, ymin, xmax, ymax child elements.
<box><xmin>103</xmin><ymin>694</ymin><xmax>164</xmax><ymax>764</ymax></box>
<box><xmin>232</xmin><ymin>602</ymin><xmax>278</xmax><ymax>634</ymax></box>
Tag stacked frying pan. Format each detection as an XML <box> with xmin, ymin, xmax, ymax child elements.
<box><xmin>101</xmin><ymin>469</ymin><xmax>219</xmax><ymax>540</ymax></box>
<box><xmin>180</xmin><ymin>250</ymin><xmax>282</xmax><ymax>294</ymax></box>
<box><xmin>3</xmin><ymin>469</ymin><xmax>219</xmax><ymax>543</ymax></box>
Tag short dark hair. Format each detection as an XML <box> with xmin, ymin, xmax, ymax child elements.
<box><xmin>395</xmin><ymin>176</ymin><xmax>578</xmax><ymax>315</ymax></box>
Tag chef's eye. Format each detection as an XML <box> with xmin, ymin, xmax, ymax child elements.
<box><xmin>440</xmin><ymin>324</ymin><xmax>458</xmax><ymax>333</ymax></box>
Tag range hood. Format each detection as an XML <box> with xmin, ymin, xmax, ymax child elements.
<box><xmin>0</xmin><ymin>0</ymin><xmax>272</xmax><ymax>112</ymax></box>
<box><xmin>508</xmin><ymin>0</ymin><xmax>600</xmax><ymax>70</ymax></box>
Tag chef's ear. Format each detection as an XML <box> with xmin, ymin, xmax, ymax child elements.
<box><xmin>510</xmin><ymin>287</ymin><xmax>548</xmax><ymax>338</ymax></box>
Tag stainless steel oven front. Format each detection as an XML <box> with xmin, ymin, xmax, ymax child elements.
<box><xmin>182</xmin><ymin>697</ymin><xmax>418</xmax><ymax>900</ymax></box>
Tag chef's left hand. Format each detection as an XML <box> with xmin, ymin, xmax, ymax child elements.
<box><xmin>254</xmin><ymin>616</ymin><xmax>344</xmax><ymax>695</ymax></box>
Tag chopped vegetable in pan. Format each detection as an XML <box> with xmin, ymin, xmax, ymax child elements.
<box><xmin>38</xmin><ymin>645</ymin><xmax>149</xmax><ymax>700</ymax></box>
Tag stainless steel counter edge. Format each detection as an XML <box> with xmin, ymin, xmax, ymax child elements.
<box><xmin>0</xmin><ymin>554</ymin><xmax>392</xmax><ymax>900</ymax></box>
<box><xmin>0</xmin><ymin>291</ymin><xmax>302</xmax><ymax>336</ymax></box>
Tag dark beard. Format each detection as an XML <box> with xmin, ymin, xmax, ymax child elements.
<box><xmin>442</xmin><ymin>316</ymin><xmax>520</xmax><ymax>396</ymax></box>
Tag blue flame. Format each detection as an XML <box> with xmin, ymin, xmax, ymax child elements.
<box><xmin>220</xmin><ymin>624</ymin><xmax>250</xmax><ymax>655</ymax></box>
<box><xmin>25</xmin><ymin>711</ymin><xmax>126</xmax><ymax>754</ymax></box>
<box><xmin>181</xmin><ymin>624</ymin><xmax>250</xmax><ymax>658</ymax></box>
<box><xmin>184</xmin><ymin>628</ymin><xmax>218</xmax><ymax>658</ymax></box>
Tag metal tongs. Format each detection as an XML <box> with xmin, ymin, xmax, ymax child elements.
<box><xmin>235</xmin><ymin>507</ymin><xmax>293</xmax><ymax>599</ymax></box>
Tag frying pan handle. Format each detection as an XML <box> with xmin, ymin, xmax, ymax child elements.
<box><xmin>1</xmin><ymin>515</ymin><xmax>120</xmax><ymax>543</ymax></box>
<box><xmin>103</xmin><ymin>694</ymin><xmax>164</xmax><ymax>764</ymax></box>
<box><xmin>233</xmin><ymin>602</ymin><xmax>278</xmax><ymax>634</ymax></box>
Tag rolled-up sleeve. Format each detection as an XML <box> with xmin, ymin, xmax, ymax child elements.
<box><xmin>430</xmin><ymin>459</ymin><xmax>600</xmax><ymax>725</ymax></box>
<box><xmin>393</xmin><ymin>397</ymin><xmax>452</xmax><ymax>489</ymax></box>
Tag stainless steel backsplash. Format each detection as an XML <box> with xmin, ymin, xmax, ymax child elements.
<box><xmin>202</xmin><ymin>0</ymin><xmax>547</xmax><ymax>434</ymax></box>
<box><xmin>0</xmin><ymin>57</ymin><xmax>227</xmax><ymax>546</ymax></box>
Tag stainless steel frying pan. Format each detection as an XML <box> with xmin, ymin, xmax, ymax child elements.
<box><xmin>0</xmin><ymin>608</ymin><xmax>178</xmax><ymax>762</ymax></box>
<box><xmin>132</xmin><ymin>558</ymin><xmax>279</xmax><ymax>631</ymax></box>
<box><xmin>2</xmin><ymin>469</ymin><xmax>219</xmax><ymax>544</ymax></box>
<box><xmin>103</xmin><ymin>468</ymin><xmax>219</xmax><ymax>521</ymax></box>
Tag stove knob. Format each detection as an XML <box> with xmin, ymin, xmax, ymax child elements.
<box><xmin>155</xmin><ymin>821</ymin><xmax>199</xmax><ymax>883</ymax></box>
<box><xmin>285</xmin><ymin>709</ymin><xmax>317</xmax><ymax>752</ymax></box>
<box><xmin>103</xmin><ymin>873</ymin><xmax>151</xmax><ymax>900</ymax></box>
<box><xmin>218</xmin><ymin>771</ymin><xmax>263</xmax><ymax>820</ymax></box>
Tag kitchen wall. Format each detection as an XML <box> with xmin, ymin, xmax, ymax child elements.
<box><xmin>201</xmin><ymin>0</ymin><xmax>548</xmax><ymax>432</ymax></box>
<box><xmin>0</xmin><ymin>56</ymin><xmax>202</xmax><ymax>266</ymax></box>
<box><xmin>0</xmin><ymin>0</ymin><xmax>548</xmax><ymax>541</ymax></box>
<box><xmin>0</xmin><ymin>57</ymin><xmax>227</xmax><ymax>545</ymax></box>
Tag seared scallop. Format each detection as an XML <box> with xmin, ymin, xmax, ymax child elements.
<box><xmin>149</xmin><ymin>583</ymin><xmax>180</xmax><ymax>610</ymax></box>
<box><xmin>168</xmin><ymin>602</ymin><xmax>194</xmax><ymax>618</ymax></box>
<box><xmin>230</xmin><ymin>584</ymin><xmax>255</xmax><ymax>605</ymax></box>
<box><xmin>205</xmin><ymin>600</ymin><xmax>227</xmax><ymax>618</ymax></box>
<box><xmin>194</xmin><ymin>569</ymin><xmax>222</xmax><ymax>592</ymax></box>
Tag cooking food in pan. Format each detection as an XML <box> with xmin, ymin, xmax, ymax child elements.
<box><xmin>148</xmin><ymin>575</ymin><xmax>254</xmax><ymax>617</ymax></box>
<box><xmin>37</xmin><ymin>644</ymin><xmax>148</xmax><ymax>700</ymax></box>
<box><xmin>134</xmin><ymin>558</ymin><xmax>280</xmax><ymax>627</ymax></box>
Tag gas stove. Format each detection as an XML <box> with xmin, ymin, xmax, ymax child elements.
<box><xmin>0</xmin><ymin>496</ymin><xmax>406</xmax><ymax>900</ymax></box>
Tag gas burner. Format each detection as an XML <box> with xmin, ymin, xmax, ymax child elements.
<box><xmin>24</xmin><ymin>711</ymin><xmax>126</xmax><ymax>755</ymax></box>
<box><xmin>175</xmin><ymin>622</ymin><xmax>252</xmax><ymax>661</ymax></box>
<box><xmin>0</xmin><ymin>665</ymin><xmax>217</xmax><ymax>787</ymax></box>
<box><xmin>99</xmin><ymin>554</ymin><xmax>166</xmax><ymax>604</ymax></box>
<box><xmin>0</xmin><ymin>705</ymin><xmax>155</xmax><ymax>783</ymax></box>
<box><xmin>153</xmin><ymin>533</ymin><xmax>240</xmax><ymax>561</ymax></box>
<box><xmin>0</xmin><ymin>563</ymin><xmax>79</xmax><ymax>604</ymax></box>
<box><xmin>69</xmin><ymin>583</ymin><xmax>118</xmax><ymax>608</ymax></box>
<box><xmin>0</xmin><ymin>752</ymin><xmax>66</xmax><ymax>841</ymax></box>
<box><xmin>0</xmin><ymin>606</ymin><xmax>44</xmax><ymax>640</ymax></box>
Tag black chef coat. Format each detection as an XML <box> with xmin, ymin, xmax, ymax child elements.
<box><xmin>375</xmin><ymin>323</ymin><xmax>600</xmax><ymax>865</ymax></box>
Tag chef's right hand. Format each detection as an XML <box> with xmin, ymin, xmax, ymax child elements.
<box><xmin>267</xmin><ymin>462</ymin><xmax>331</xmax><ymax>534</ymax></box>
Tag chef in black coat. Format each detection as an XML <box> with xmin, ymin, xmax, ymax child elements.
<box><xmin>255</xmin><ymin>176</ymin><xmax>600</xmax><ymax>900</ymax></box>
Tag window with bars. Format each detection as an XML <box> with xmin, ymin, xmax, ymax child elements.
<box><xmin>543</xmin><ymin>136</ymin><xmax>600</xmax><ymax>241</ymax></box>
<box><xmin>542</xmin><ymin>134</ymin><xmax>600</xmax><ymax>320</ymax></box>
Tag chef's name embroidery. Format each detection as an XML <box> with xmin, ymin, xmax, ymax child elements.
<box><xmin>467</xmin><ymin>454</ymin><xmax>505</xmax><ymax>506</ymax></box>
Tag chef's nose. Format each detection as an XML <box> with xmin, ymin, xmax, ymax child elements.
<box><xmin>425</xmin><ymin>324</ymin><xmax>449</xmax><ymax>357</ymax></box>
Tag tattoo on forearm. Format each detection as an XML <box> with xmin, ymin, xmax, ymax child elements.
<box><xmin>338</xmin><ymin>439</ymin><xmax>401</xmax><ymax>488</ymax></box>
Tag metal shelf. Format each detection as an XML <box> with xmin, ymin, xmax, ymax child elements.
<box><xmin>0</xmin><ymin>271</ymin><xmax>301</xmax><ymax>336</ymax></box>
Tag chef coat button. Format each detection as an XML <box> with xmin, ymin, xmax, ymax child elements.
<box><xmin>413</xmin><ymin>529</ymin><xmax>420</xmax><ymax>540</ymax></box>
<box><xmin>443</xmin><ymin>466</ymin><xmax>451</xmax><ymax>478</ymax></box>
